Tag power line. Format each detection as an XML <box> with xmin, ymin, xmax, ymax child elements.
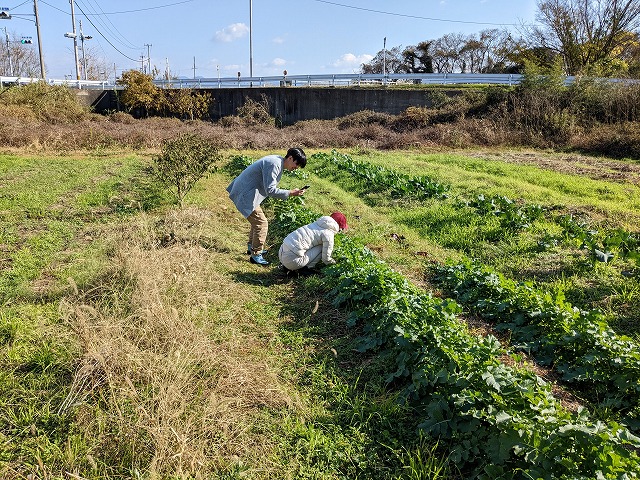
<box><xmin>311</xmin><ymin>0</ymin><xmax>519</xmax><ymax>26</ymax></box>
<box><xmin>89</xmin><ymin>0</ymin><xmax>197</xmax><ymax>15</ymax></box>
<box><xmin>9</xmin><ymin>1</ymin><xmax>32</xmax><ymax>9</ymax></box>
<box><xmin>76</xmin><ymin>0</ymin><xmax>140</xmax><ymax>50</ymax></box>
<box><xmin>71</xmin><ymin>1</ymin><xmax>139</xmax><ymax>62</ymax></box>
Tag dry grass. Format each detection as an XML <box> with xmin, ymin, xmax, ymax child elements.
<box><xmin>2</xmin><ymin>80</ymin><xmax>640</xmax><ymax>158</ymax></box>
<box><xmin>1</xmin><ymin>97</ymin><xmax>639</xmax><ymax>159</ymax></box>
<box><xmin>58</xmin><ymin>202</ymin><xmax>302</xmax><ymax>477</ymax></box>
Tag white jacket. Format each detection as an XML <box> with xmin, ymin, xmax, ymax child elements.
<box><xmin>281</xmin><ymin>216</ymin><xmax>339</xmax><ymax>264</ymax></box>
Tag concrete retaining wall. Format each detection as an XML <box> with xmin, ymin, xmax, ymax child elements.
<box><xmin>89</xmin><ymin>87</ymin><xmax>458</xmax><ymax>125</ymax></box>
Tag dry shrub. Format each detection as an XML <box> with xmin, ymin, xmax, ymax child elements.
<box><xmin>61</xmin><ymin>208</ymin><xmax>298</xmax><ymax>477</ymax></box>
<box><xmin>218</xmin><ymin>115</ymin><xmax>242</xmax><ymax>128</ymax></box>
<box><xmin>224</xmin><ymin>94</ymin><xmax>275</xmax><ymax>127</ymax></box>
<box><xmin>0</xmin><ymin>103</ymin><xmax>37</xmax><ymax>120</ymax></box>
<box><xmin>285</xmin><ymin>119</ymin><xmax>356</xmax><ymax>148</ymax></box>
<box><xmin>391</xmin><ymin>106</ymin><xmax>434</xmax><ymax>132</ymax></box>
<box><xmin>109</xmin><ymin>111</ymin><xmax>136</xmax><ymax>124</ymax></box>
<box><xmin>451</xmin><ymin>118</ymin><xmax>518</xmax><ymax>147</ymax></box>
<box><xmin>417</xmin><ymin>124</ymin><xmax>476</xmax><ymax>148</ymax></box>
<box><xmin>571</xmin><ymin>122</ymin><xmax>640</xmax><ymax>159</ymax></box>
<box><xmin>570</xmin><ymin>78</ymin><xmax>640</xmax><ymax>125</ymax></box>
<box><xmin>377</xmin><ymin>129</ymin><xmax>426</xmax><ymax>150</ymax></box>
<box><xmin>337</xmin><ymin>109</ymin><xmax>393</xmax><ymax>129</ymax></box>
<box><xmin>1</xmin><ymin>82</ymin><xmax>640</xmax><ymax>157</ymax></box>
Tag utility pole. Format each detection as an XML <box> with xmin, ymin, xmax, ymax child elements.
<box><xmin>145</xmin><ymin>43</ymin><xmax>152</xmax><ymax>75</ymax></box>
<box><xmin>193</xmin><ymin>56</ymin><xmax>196</xmax><ymax>79</ymax></box>
<box><xmin>33</xmin><ymin>0</ymin><xmax>45</xmax><ymax>79</ymax></box>
<box><xmin>68</xmin><ymin>0</ymin><xmax>80</xmax><ymax>80</ymax></box>
<box><xmin>79</xmin><ymin>20</ymin><xmax>92</xmax><ymax>80</ymax></box>
<box><xmin>3</xmin><ymin>27</ymin><xmax>12</xmax><ymax>76</ymax></box>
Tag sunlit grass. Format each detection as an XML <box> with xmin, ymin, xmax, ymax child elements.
<box><xmin>1</xmin><ymin>149</ymin><xmax>638</xmax><ymax>478</ymax></box>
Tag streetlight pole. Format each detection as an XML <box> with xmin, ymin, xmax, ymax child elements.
<box><xmin>383</xmin><ymin>37</ymin><xmax>387</xmax><ymax>80</ymax></box>
<box><xmin>249</xmin><ymin>0</ymin><xmax>253</xmax><ymax>78</ymax></box>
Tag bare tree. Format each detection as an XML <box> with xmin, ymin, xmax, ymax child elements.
<box><xmin>360</xmin><ymin>45</ymin><xmax>404</xmax><ymax>74</ymax></box>
<box><xmin>400</xmin><ymin>41</ymin><xmax>434</xmax><ymax>73</ymax></box>
<box><xmin>478</xmin><ymin>29</ymin><xmax>521</xmax><ymax>73</ymax></box>
<box><xmin>363</xmin><ymin>31</ymin><xmax>522</xmax><ymax>75</ymax></box>
<box><xmin>0</xmin><ymin>31</ymin><xmax>41</xmax><ymax>77</ymax></box>
<box><xmin>459</xmin><ymin>36</ymin><xmax>485</xmax><ymax>73</ymax></box>
<box><xmin>431</xmin><ymin>33</ymin><xmax>467</xmax><ymax>73</ymax></box>
<box><xmin>81</xmin><ymin>45</ymin><xmax>111</xmax><ymax>81</ymax></box>
<box><xmin>525</xmin><ymin>0</ymin><xmax>640</xmax><ymax>75</ymax></box>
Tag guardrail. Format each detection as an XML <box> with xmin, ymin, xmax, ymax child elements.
<box><xmin>152</xmin><ymin>73</ymin><xmax>543</xmax><ymax>88</ymax></box>
<box><xmin>0</xmin><ymin>76</ymin><xmax>112</xmax><ymax>89</ymax></box>
<box><xmin>5</xmin><ymin>72</ymin><xmax>635</xmax><ymax>90</ymax></box>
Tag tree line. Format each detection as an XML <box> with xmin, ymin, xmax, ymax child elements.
<box><xmin>363</xmin><ymin>0</ymin><xmax>640</xmax><ymax>78</ymax></box>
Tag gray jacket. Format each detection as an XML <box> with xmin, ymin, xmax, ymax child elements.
<box><xmin>226</xmin><ymin>155</ymin><xmax>290</xmax><ymax>218</ymax></box>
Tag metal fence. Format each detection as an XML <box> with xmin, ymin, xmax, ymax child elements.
<box><xmin>152</xmin><ymin>73</ymin><xmax>555</xmax><ymax>89</ymax></box>
<box><xmin>5</xmin><ymin>72</ymin><xmax>637</xmax><ymax>90</ymax></box>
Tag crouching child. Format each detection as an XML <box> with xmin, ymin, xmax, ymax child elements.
<box><xmin>278</xmin><ymin>211</ymin><xmax>348</xmax><ymax>274</ymax></box>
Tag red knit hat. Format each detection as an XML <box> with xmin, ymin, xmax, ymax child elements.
<box><xmin>330</xmin><ymin>211</ymin><xmax>348</xmax><ymax>231</ymax></box>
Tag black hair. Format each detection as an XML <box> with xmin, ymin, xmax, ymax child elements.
<box><xmin>287</xmin><ymin>147</ymin><xmax>307</xmax><ymax>168</ymax></box>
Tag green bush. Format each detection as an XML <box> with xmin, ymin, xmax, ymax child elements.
<box><xmin>153</xmin><ymin>133</ymin><xmax>222</xmax><ymax>206</ymax></box>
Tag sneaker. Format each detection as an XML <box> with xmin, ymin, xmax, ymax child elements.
<box><xmin>247</xmin><ymin>243</ymin><xmax>268</xmax><ymax>255</ymax></box>
<box><xmin>249</xmin><ymin>254</ymin><xmax>270</xmax><ymax>266</ymax></box>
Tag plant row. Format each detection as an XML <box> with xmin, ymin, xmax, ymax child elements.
<box><xmin>310</xmin><ymin>150</ymin><xmax>450</xmax><ymax>200</ymax></box>
<box><xmin>309</xmin><ymin>150</ymin><xmax>640</xmax><ymax>268</ymax></box>
<box><xmin>557</xmin><ymin>214</ymin><xmax>640</xmax><ymax>267</ymax></box>
<box><xmin>432</xmin><ymin>260</ymin><xmax>640</xmax><ymax>432</ymax></box>
<box><xmin>273</xmin><ymin>198</ymin><xmax>640</xmax><ymax>480</ymax></box>
<box><xmin>458</xmin><ymin>194</ymin><xmax>546</xmax><ymax>232</ymax></box>
<box><xmin>454</xmin><ymin>195</ymin><xmax>639</xmax><ymax>268</ymax></box>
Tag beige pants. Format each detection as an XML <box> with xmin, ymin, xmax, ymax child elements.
<box><xmin>247</xmin><ymin>206</ymin><xmax>268</xmax><ymax>254</ymax></box>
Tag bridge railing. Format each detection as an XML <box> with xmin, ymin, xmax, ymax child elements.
<box><xmin>152</xmin><ymin>73</ymin><xmax>539</xmax><ymax>89</ymax></box>
<box><xmin>4</xmin><ymin>72</ymin><xmax>636</xmax><ymax>90</ymax></box>
<box><xmin>0</xmin><ymin>76</ymin><xmax>112</xmax><ymax>89</ymax></box>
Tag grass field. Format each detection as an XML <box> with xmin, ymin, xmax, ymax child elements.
<box><xmin>1</xmin><ymin>148</ymin><xmax>639</xmax><ymax>478</ymax></box>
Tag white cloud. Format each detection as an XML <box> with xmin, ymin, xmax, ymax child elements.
<box><xmin>331</xmin><ymin>53</ymin><xmax>374</xmax><ymax>71</ymax></box>
<box><xmin>214</xmin><ymin>23</ymin><xmax>249</xmax><ymax>42</ymax></box>
<box><xmin>272</xmin><ymin>36</ymin><xmax>285</xmax><ymax>45</ymax></box>
<box><xmin>257</xmin><ymin>58</ymin><xmax>290</xmax><ymax>76</ymax></box>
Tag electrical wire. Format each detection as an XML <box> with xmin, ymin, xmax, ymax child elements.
<box><xmin>93</xmin><ymin>0</ymin><xmax>198</xmax><ymax>15</ymax></box>
<box><xmin>71</xmin><ymin>1</ymin><xmax>139</xmax><ymax>62</ymax></box>
<box><xmin>77</xmin><ymin>0</ymin><xmax>140</xmax><ymax>50</ymax></box>
<box><xmin>9</xmin><ymin>1</ymin><xmax>31</xmax><ymax>9</ymax></box>
<box><xmin>311</xmin><ymin>0</ymin><xmax>518</xmax><ymax>26</ymax></box>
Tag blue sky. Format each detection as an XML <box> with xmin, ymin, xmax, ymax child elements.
<box><xmin>5</xmin><ymin>0</ymin><xmax>538</xmax><ymax>80</ymax></box>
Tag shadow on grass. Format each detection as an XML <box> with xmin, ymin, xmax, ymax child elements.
<box><xmin>228</xmin><ymin>266</ymin><xmax>296</xmax><ymax>287</ymax></box>
<box><xmin>264</xmin><ymin>271</ymin><xmax>448</xmax><ymax>478</ymax></box>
